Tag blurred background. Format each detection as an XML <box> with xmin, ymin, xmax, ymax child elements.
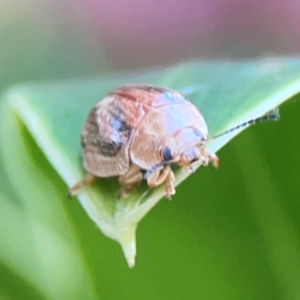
<box><xmin>1</xmin><ymin>0</ymin><xmax>300</xmax><ymax>299</ymax></box>
<box><xmin>1</xmin><ymin>0</ymin><xmax>300</xmax><ymax>91</ymax></box>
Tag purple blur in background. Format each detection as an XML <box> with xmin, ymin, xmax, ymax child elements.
<box><xmin>1</xmin><ymin>0</ymin><xmax>300</xmax><ymax>81</ymax></box>
<box><xmin>80</xmin><ymin>0</ymin><xmax>300</xmax><ymax>68</ymax></box>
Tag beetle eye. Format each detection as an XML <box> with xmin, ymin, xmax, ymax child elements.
<box><xmin>193</xmin><ymin>129</ymin><xmax>205</xmax><ymax>140</ymax></box>
<box><xmin>162</xmin><ymin>146</ymin><xmax>173</xmax><ymax>162</ymax></box>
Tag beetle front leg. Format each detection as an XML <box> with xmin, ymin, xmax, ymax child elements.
<box><xmin>207</xmin><ymin>152</ymin><xmax>219</xmax><ymax>168</ymax></box>
<box><xmin>201</xmin><ymin>152</ymin><xmax>219</xmax><ymax>168</ymax></box>
<box><xmin>200</xmin><ymin>148</ymin><xmax>219</xmax><ymax>168</ymax></box>
<box><xmin>147</xmin><ymin>166</ymin><xmax>175</xmax><ymax>200</ymax></box>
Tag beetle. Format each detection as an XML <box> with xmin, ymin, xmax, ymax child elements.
<box><xmin>68</xmin><ymin>84</ymin><xmax>279</xmax><ymax>199</ymax></box>
<box><xmin>68</xmin><ymin>84</ymin><xmax>218</xmax><ymax>199</ymax></box>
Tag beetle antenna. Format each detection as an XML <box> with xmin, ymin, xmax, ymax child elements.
<box><xmin>212</xmin><ymin>108</ymin><xmax>280</xmax><ymax>139</ymax></box>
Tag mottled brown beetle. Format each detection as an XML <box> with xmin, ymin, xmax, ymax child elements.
<box><xmin>69</xmin><ymin>84</ymin><xmax>279</xmax><ymax>199</ymax></box>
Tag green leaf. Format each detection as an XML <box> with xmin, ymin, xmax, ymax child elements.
<box><xmin>2</xmin><ymin>57</ymin><xmax>300</xmax><ymax>268</ymax></box>
<box><xmin>0</xmin><ymin>114</ymin><xmax>98</xmax><ymax>299</ymax></box>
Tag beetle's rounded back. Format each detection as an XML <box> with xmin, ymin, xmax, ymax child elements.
<box><xmin>81</xmin><ymin>94</ymin><xmax>147</xmax><ymax>177</ymax></box>
<box><xmin>81</xmin><ymin>84</ymin><xmax>208</xmax><ymax>176</ymax></box>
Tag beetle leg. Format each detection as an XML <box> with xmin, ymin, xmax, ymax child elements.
<box><xmin>165</xmin><ymin>169</ymin><xmax>176</xmax><ymax>200</ymax></box>
<box><xmin>68</xmin><ymin>173</ymin><xmax>95</xmax><ymax>198</ymax></box>
<box><xmin>147</xmin><ymin>166</ymin><xmax>175</xmax><ymax>200</ymax></box>
<box><xmin>203</xmin><ymin>152</ymin><xmax>219</xmax><ymax>168</ymax></box>
<box><xmin>208</xmin><ymin>152</ymin><xmax>219</xmax><ymax>168</ymax></box>
<box><xmin>118</xmin><ymin>164</ymin><xmax>143</xmax><ymax>185</ymax></box>
<box><xmin>200</xmin><ymin>148</ymin><xmax>219</xmax><ymax>168</ymax></box>
<box><xmin>118</xmin><ymin>164</ymin><xmax>144</xmax><ymax>197</ymax></box>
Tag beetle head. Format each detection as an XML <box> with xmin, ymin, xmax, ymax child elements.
<box><xmin>144</xmin><ymin>127</ymin><xmax>217</xmax><ymax>180</ymax></box>
<box><xmin>160</xmin><ymin>127</ymin><xmax>207</xmax><ymax>167</ymax></box>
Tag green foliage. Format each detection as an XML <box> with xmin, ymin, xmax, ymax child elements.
<box><xmin>1</xmin><ymin>58</ymin><xmax>300</xmax><ymax>299</ymax></box>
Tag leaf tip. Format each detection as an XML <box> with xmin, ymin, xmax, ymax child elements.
<box><xmin>118</xmin><ymin>226</ymin><xmax>137</xmax><ymax>268</ymax></box>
